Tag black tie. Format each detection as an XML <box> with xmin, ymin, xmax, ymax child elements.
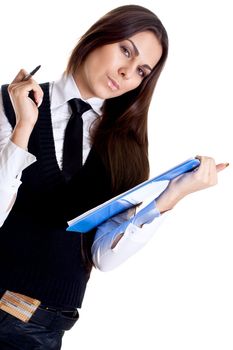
<box><xmin>62</xmin><ymin>98</ymin><xmax>92</xmax><ymax>180</ymax></box>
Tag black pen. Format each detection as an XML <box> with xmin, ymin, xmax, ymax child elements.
<box><xmin>23</xmin><ymin>65</ymin><xmax>41</xmax><ymax>81</ymax></box>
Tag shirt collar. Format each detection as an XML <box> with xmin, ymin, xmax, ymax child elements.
<box><xmin>50</xmin><ymin>73</ymin><xmax>104</xmax><ymax>115</ymax></box>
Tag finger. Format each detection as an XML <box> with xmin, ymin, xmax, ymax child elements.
<box><xmin>194</xmin><ymin>156</ymin><xmax>216</xmax><ymax>185</ymax></box>
<box><xmin>11</xmin><ymin>69</ymin><xmax>29</xmax><ymax>84</ymax></box>
<box><xmin>32</xmin><ymin>89</ymin><xmax>44</xmax><ymax>106</ymax></box>
<box><xmin>216</xmin><ymin>163</ymin><xmax>229</xmax><ymax>172</ymax></box>
<box><xmin>28</xmin><ymin>81</ymin><xmax>44</xmax><ymax>107</ymax></box>
<box><xmin>202</xmin><ymin>157</ymin><xmax>214</xmax><ymax>184</ymax></box>
<box><xmin>195</xmin><ymin>155</ymin><xmax>209</xmax><ymax>175</ymax></box>
<box><xmin>24</xmin><ymin>80</ymin><xmax>44</xmax><ymax>106</ymax></box>
<box><xmin>28</xmin><ymin>79</ymin><xmax>44</xmax><ymax>103</ymax></box>
<box><xmin>208</xmin><ymin>158</ymin><xmax>218</xmax><ymax>185</ymax></box>
<box><xmin>9</xmin><ymin>79</ymin><xmax>44</xmax><ymax>106</ymax></box>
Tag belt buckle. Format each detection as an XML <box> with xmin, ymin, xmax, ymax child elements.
<box><xmin>0</xmin><ymin>290</ymin><xmax>41</xmax><ymax>322</ymax></box>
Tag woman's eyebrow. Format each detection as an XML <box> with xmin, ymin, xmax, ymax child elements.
<box><xmin>126</xmin><ymin>39</ymin><xmax>152</xmax><ymax>72</ymax></box>
<box><xmin>127</xmin><ymin>39</ymin><xmax>139</xmax><ymax>56</ymax></box>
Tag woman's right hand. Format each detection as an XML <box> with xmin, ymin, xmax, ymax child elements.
<box><xmin>8</xmin><ymin>69</ymin><xmax>43</xmax><ymax>128</ymax></box>
<box><xmin>8</xmin><ymin>69</ymin><xmax>44</xmax><ymax>149</ymax></box>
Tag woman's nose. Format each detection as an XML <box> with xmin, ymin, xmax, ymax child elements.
<box><xmin>118</xmin><ymin>66</ymin><xmax>133</xmax><ymax>79</ymax></box>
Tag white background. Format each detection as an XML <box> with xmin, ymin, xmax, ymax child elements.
<box><xmin>1</xmin><ymin>0</ymin><xmax>232</xmax><ymax>349</ymax></box>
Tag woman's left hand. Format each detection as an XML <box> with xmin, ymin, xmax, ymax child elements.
<box><xmin>156</xmin><ymin>156</ymin><xmax>229</xmax><ymax>213</ymax></box>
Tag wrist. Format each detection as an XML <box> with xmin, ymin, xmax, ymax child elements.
<box><xmin>11</xmin><ymin>123</ymin><xmax>34</xmax><ymax>150</ymax></box>
<box><xmin>156</xmin><ymin>186</ymin><xmax>184</xmax><ymax>213</ymax></box>
<box><xmin>16</xmin><ymin>119</ymin><xmax>36</xmax><ymax>130</ymax></box>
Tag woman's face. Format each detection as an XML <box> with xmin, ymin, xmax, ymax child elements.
<box><xmin>74</xmin><ymin>31</ymin><xmax>163</xmax><ymax>99</ymax></box>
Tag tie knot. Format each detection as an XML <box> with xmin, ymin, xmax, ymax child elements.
<box><xmin>68</xmin><ymin>98</ymin><xmax>92</xmax><ymax>115</ymax></box>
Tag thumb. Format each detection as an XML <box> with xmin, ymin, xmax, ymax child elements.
<box><xmin>11</xmin><ymin>69</ymin><xmax>28</xmax><ymax>83</ymax></box>
<box><xmin>216</xmin><ymin>162</ymin><xmax>229</xmax><ymax>172</ymax></box>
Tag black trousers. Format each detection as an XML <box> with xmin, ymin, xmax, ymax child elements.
<box><xmin>0</xmin><ymin>310</ymin><xmax>65</xmax><ymax>350</ymax></box>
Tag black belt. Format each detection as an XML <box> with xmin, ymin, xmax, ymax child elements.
<box><xmin>30</xmin><ymin>305</ymin><xmax>79</xmax><ymax>330</ymax></box>
<box><xmin>0</xmin><ymin>288</ymin><xmax>79</xmax><ymax>331</ymax></box>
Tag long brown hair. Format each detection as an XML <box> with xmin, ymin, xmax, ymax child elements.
<box><xmin>66</xmin><ymin>5</ymin><xmax>168</xmax><ymax>272</ymax></box>
<box><xmin>66</xmin><ymin>4</ymin><xmax>168</xmax><ymax>195</ymax></box>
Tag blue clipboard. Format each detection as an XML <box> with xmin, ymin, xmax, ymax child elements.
<box><xmin>67</xmin><ymin>157</ymin><xmax>200</xmax><ymax>233</ymax></box>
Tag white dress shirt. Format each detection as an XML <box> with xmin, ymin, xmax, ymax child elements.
<box><xmin>0</xmin><ymin>74</ymin><xmax>169</xmax><ymax>271</ymax></box>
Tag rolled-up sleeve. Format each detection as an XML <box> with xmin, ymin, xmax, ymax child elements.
<box><xmin>0</xmin><ymin>140</ymin><xmax>36</xmax><ymax>226</ymax></box>
<box><xmin>91</xmin><ymin>200</ymin><xmax>169</xmax><ymax>272</ymax></box>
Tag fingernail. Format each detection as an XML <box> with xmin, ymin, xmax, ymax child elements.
<box><xmin>225</xmin><ymin>162</ymin><xmax>229</xmax><ymax>167</ymax></box>
<box><xmin>37</xmin><ymin>98</ymin><xmax>43</xmax><ymax>108</ymax></box>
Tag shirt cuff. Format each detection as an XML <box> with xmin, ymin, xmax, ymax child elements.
<box><xmin>112</xmin><ymin>210</ymin><xmax>169</xmax><ymax>248</ymax></box>
<box><xmin>0</xmin><ymin>140</ymin><xmax>36</xmax><ymax>185</ymax></box>
<box><xmin>132</xmin><ymin>200</ymin><xmax>160</xmax><ymax>227</ymax></box>
<box><xmin>92</xmin><ymin>211</ymin><xmax>169</xmax><ymax>271</ymax></box>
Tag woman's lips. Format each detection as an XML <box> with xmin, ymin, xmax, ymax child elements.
<box><xmin>107</xmin><ymin>76</ymin><xmax>120</xmax><ymax>91</ymax></box>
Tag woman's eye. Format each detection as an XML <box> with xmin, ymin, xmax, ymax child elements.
<box><xmin>137</xmin><ymin>67</ymin><xmax>146</xmax><ymax>78</ymax></box>
<box><xmin>121</xmin><ymin>46</ymin><xmax>131</xmax><ymax>58</ymax></box>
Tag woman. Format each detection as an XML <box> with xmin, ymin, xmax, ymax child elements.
<box><xmin>0</xmin><ymin>4</ymin><xmax>228</xmax><ymax>350</ymax></box>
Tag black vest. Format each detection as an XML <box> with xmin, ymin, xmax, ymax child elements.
<box><xmin>0</xmin><ymin>83</ymin><xmax>112</xmax><ymax>309</ymax></box>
